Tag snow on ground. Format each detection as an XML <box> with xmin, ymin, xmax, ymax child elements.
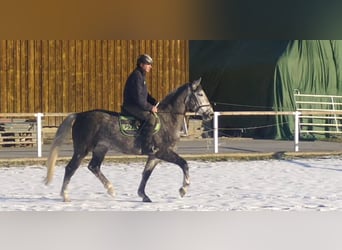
<box><xmin>1</xmin><ymin>157</ymin><xmax>342</xmax><ymax>211</ymax></box>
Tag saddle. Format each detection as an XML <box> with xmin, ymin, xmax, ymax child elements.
<box><xmin>118</xmin><ymin>114</ymin><xmax>161</xmax><ymax>136</ymax></box>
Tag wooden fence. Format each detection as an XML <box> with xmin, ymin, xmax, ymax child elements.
<box><xmin>0</xmin><ymin>40</ymin><xmax>189</xmax><ymax>126</ymax></box>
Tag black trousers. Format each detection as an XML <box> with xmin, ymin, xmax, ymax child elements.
<box><xmin>122</xmin><ymin>105</ymin><xmax>156</xmax><ymax>153</ymax></box>
<box><xmin>122</xmin><ymin>105</ymin><xmax>156</xmax><ymax>126</ymax></box>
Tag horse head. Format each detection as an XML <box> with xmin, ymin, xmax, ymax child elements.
<box><xmin>187</xmin><ymin>77</ymin><xmax>214</xmax><ymax>121</ymax></box>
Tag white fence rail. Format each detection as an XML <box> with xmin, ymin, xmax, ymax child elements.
<box><xmin>2</xmin><ymin>110</ymin><xmax>342</xmax><ymax>157</ymax></box>
<box><xmin>0</xmin><ymin>113</ymin><xmax>42</xmax><ymax>152</ymax></box>
<box><xmin>0</xmin><ymin>113</ymin><xmax>71</xmax><ymax>158</ymax></box>
<box><xmin>294</xmin><ymin>92</ymin><xmax>342</xmax><ymax>135</ymax></box>
<box><xmin>212</xmin><ymin>110</ymin><xmax>342</xmax><ymax>153</ymax></box>
<box><xmin>213</xmin><ymin>111</ymin><xmax>296</xmax><ymax>153</ymax></box>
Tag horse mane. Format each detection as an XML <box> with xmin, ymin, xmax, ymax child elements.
<box><xmin>159</xmin><ymin>83</ymin><xmax>190</xmax><ymax>111</ymax></box>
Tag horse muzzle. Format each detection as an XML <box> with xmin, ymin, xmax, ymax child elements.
<box><xmin>200</xmin><ymin>107</ymin><xmax>214</xmax><ymax>122</ymax></box>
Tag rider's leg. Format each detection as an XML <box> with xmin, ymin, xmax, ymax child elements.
<box><xmin>140</xmin><ymin>115</ymin><xmax>156</xmax><ymax>155</ymax></box>
<box><xmin>122</xmin><ymin>105</ymin><xmax>156</xmax><ymax>155</ymax></box>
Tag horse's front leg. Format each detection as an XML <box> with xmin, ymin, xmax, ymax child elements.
<box><xmin>179</xmin><ymin>162</ymin><xmax>190</xmax><ymax>197</ymax></box>
<box><xmin>155</xmin><ymin>149</ymin><xmax>190</xmax><ymax>198</ymax></box>
<box><xmin>138</xmin><ymin>156</ymin><xmax>161</xmax><ymax>202</ymax></box>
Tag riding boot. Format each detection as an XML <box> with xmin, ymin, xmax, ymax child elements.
<box><xmin>140</xmin><ymin>123</ymin><xmax>155</xmax><ymax>155</ymax></box>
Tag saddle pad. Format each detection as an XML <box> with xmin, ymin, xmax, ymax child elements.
<box><xmin>118</xmin><ymin>115</ymin><xmax>140</xmax><ymax>136</ymax></box>
<box><xmin>118</xmin><ymin>114</ymin><xmax>161</xmax><ymax>137</ymax></box>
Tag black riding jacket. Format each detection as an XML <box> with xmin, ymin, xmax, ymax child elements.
<box><xmin>123</xmin><ymin>67</ymin><xmax>157</xmax><ymax>111</ymax></box>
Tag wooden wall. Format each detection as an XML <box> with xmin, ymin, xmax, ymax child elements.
<box><xmin>0</xmin><ymin>40</ymin><xmax>189</xmax><ymax>126</ymax></box>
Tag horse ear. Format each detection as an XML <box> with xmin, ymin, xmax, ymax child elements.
<box><xmin>192</xmin><ymin>77</ymin><xmax>202</xmax><ymax>90</ymax></box>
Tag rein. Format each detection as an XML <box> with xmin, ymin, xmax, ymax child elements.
<box><xmin>191</xmin><ymin>104</ymin><xmax>212</xmax><ymax>113</ymax></box>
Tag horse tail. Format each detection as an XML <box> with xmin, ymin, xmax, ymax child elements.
<box><xmin>45</xmin><ymin>113</ymin><xmax>77</xmax><ymax>185</ymax></box>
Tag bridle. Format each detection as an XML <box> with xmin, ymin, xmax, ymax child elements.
<box><xmin>158</xmin><ymin>83</ymin><xmax>212</xmax><ymax>116</ymax></box>
<box><xmin>187</xmin><ymin>87</ymin><xmax>212</xmax><ymax>114</ymax></box>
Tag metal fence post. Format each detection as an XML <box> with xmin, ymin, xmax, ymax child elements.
<box><xmin>35</xmin><ymin>113</ymin><xmax>44</xmax><ymax>157</ymax></box>
<box><xmin>213</xmin><ymin>112</ymin><xmax>220</xmax><ymax>153</ymax></box>
<box><xmin>294</xmin><ymin>111</ymin><xmax>300</xmax><ymax>152</ymax></box>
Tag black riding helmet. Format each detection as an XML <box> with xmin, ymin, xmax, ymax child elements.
<box><xmin>137</xmin><ymin>54</ymin><xmax>153</xmax><ymax>66</ymax></box>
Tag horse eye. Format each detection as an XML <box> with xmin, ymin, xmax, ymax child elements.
<box><xmin>197</xmin><ymin>93</ymin><xmax>203</xmax><ymax>96</ymax></box>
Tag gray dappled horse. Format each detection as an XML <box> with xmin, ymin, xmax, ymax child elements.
<box><xmin>45</xmin><ymin>78</ymin><xmax>214</xmax><ymax>202</ymax></box>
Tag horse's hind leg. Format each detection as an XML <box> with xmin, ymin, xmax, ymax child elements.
<box><xmin>61</xmin><ymin>153</ymin><xmax>85</xmax><ymax>202</ymax></box>
<box><xmin>138</xmin><ymin>156</ymin><xmax>161</xmax><ymax>202</ymax></box>
<box><xmin>155</xmin><ymin>149</ymin><xmax>190</xmax><ymax>198</ymax></box>
<box><xmin>87</xmin><ymin>145</ymin><xmax>115</xmax><ymax>197</ymax></box>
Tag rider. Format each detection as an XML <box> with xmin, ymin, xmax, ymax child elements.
<box><xmin>122</xmin><ymin>54</ymin><xmax>158</xmax><ymax>155</ymax></box>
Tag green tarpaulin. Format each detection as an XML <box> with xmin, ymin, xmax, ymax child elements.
<box><xmin>190</xmin><ymin>40</ymin><xmax>342</xmax><ymax>139</ymax></box>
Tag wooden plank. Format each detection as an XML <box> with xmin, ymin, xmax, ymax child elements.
<box><xmin>184</xmin><ymin>40</ymin><xmax>189</xmax><ymax>83</ymax></box>
<box><xmin>82</xmin><ymin>40</ymin><xmax>89</xmax><ymax>111</ymax></box>
<box><xmin>0</xmin><ymin>141</ymin><xmax>36</xmax><ymax>145</ymax></box>
<box><xmin>42</xmin><ymin>40</ymin><xmax>51</xmax><ymax>125</ymax></box>
<box><xmin>178</xmin><ymin>40</ymin><xmax>183</xmax><ymax>82</ymax></box>
<box><xmin>95</xmin><ymin>40</ymin><xmax>103</xmax><ymax>108</ymax></box>
<box><xmin>88</xmin><ymin>40</ymin><xmax>96</xmax><ymax>110</ymax></box>
<box><xmin>127</xmin><ymin>40</ymin><xmax>135</xmax><ymax>75</ymax></box>
<box><xmin>68</xmin><ymin>40</ymin><xmax>76</xmax><ymax>112</ymax></box>
<box><xmin>108</xmin><ymin>40</ymin><xmax>115</xmax><ymax>111</ymax></box>
<box><xmin>150</xmin><ymin>40</ymin><xmax>158</xmax><ymax>99</ymax></box>
<box><xmin>62</xmin><ymin>40</ymin><xmax>69</xmax><ymax>113</ymax></box>
<box><xmin>48</xmin><ymin>40</ymin><xmax>57</xmax><ymax>126</ymax></box>
<box><xmin>28</xmin><ymin>40</ymin><xmax>35</xmax><ymax>112</ymax></box>
<box><xmin>156</xmin><ymin>40</ymin><xmax>164</xmax><ymax>99</ymax></box>
<box><xmin>8</xmin><ymin>41</ymin><xmax>16</xmax><ymax>112</ymax></box>
<box><xmin>43</xmin><ymin>113</ymin><xmax>72</xmax><ymax>117</ymax></box>
<box><xmin>120</xmin><ymin>41</ymin><xmax>128</xmax><ymax>109</ymax></box>
<box><xmin>41</xmin><ymin>40</ymin><xmax>49</xmax><ymax>112</ymax></box>
<box><xmin>48</xmin><ymin>40</ymin><xmax>56</xmax><ymax>112</ymax></box>
<box><xmin>0</xmin><ymin>41</ymin><xmax>7</xmax><ymax>112</ymax></box>
<box><xmin>13</xmin><ymin>40</ymin><xmax>21</xmax><ymax>113</ymax></box>
<box><xmin>0</xmin><ymin>113</ymin><xmax>37</xmax><ymax>117</ymax></box>
<box><xmin>163</xmin><ymin>40</ymin><xmax>169</xmax><ymax>96</ymax></box>
<box><xmin>20</xmin><ymin>41</ymin><xmax>28</xmax><ymax>112</ymax></box>
<box><xmin>102</xmin><ymin>40</ymin><xmax>109</xmax><ymax>109</ymax></box>
<box><xmin>169</xmin><ymin>40</ymin><xmax>175</xmax><ymax>91</ymax></box>
<box><xmin>34</xmin><ymin>40</ymin><xmax>42</xmax><ymax>111</ymax></box>
<box><xmin>178</xmin><ymin>40</ymin><xmax>185</xmax><ymax>83</ymax></box>
<box><xmin>55</xmin><ymin>40</ymin><xmax>63</xmax><ymax>125</ymax></box>
<box><xmin>114</xmin><ymin>40</ymin><xmax>122</xmax><ymax>112</ymax></box>
<box><xmin>139</xmin><ymin>40</ymin><xmax>146</xmax><ymax>55</ymax></box>
<box><xmin>75</xmin><ymin>40</ymin><xmax>83</xmax><ymax>111</ymax></box>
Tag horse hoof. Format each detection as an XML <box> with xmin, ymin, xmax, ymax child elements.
<box><xmin>143</xmin><ymin>197</ymin><xmax>152</xmax><ymax>202</ymax></box>
<box><xmin>61</xmin><ymin>192</ymin><xmax>70</xmax><ymax>202</ymax></box>
<box><xmin>62</xmin><ymin>197</ymin><xmax>71</xmax><ymax>202</ymax></box>
<box><xmin>138</xmin><ymin>190</ymin><xmax>152</xmax><ymax>202</ymax></box>
<box><xmin>179</xmin><ymin>187</ymin><xmax>187</xmax><ymax>197</ymax></box>
<box><xmin>107</xmin><ymin>187</ymin><xmax>115</xmax><ymax>197</ymax></box>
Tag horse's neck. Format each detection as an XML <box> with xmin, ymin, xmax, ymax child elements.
<box><xmin>159</xmin><ymin>98</ymin><xmax>186</xmax><ymax>116</ymax></box>
<box><xmin>159</xmin><ymin>85</ymin><xmax>188</xmax><ymax>128</ymax></box>
<box><xmin>158</xmin><ymin>105</ymin><xmax>186</xmax><ymax>131</ymax></box>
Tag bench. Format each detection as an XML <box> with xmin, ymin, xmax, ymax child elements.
<box><xmin>0</xmin><ymin>118</ymin><xmax>37</xmax><ymax>147</ymax></box>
